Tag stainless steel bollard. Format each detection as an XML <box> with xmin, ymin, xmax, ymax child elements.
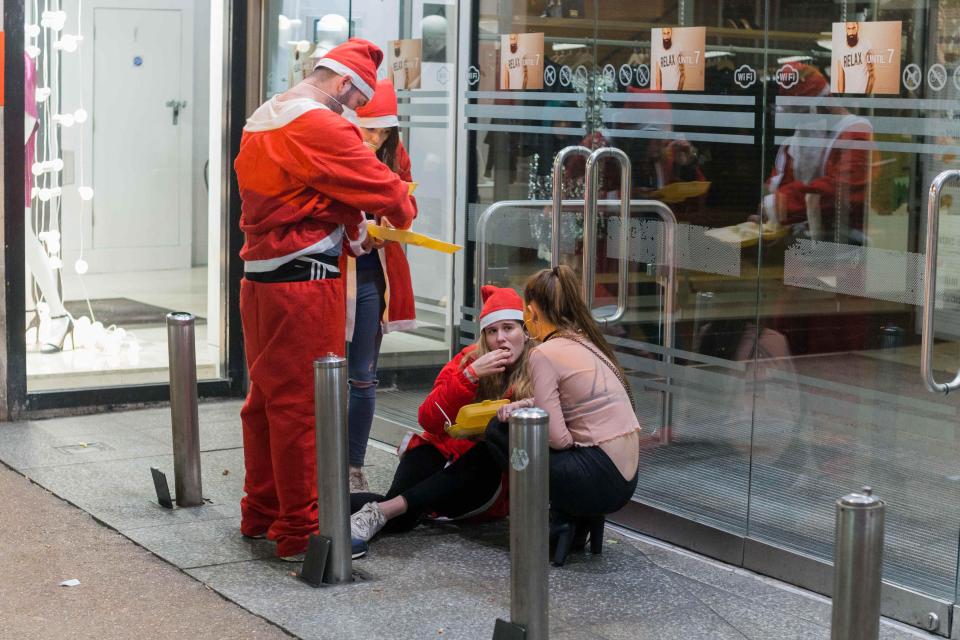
<box><xmin>831</xmin><ymin>487</ymin><xmax>885</xmax><ymax>640</ymax></box>
<box><xmin>508</xmin><ymin>408</ymin><xmax>550</xmax><ymax>640</ymax></box>
<box><xmin>166</xmin><ymin>312</ymin><xmax>203</xmax><ymax>507</ymax></box>
<box><xmin>314</xmin><ymin>355</ymin><xmax>352</xmax><ymax>584</ymax></box>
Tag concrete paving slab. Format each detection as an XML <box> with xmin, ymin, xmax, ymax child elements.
<box><xmin>595</xmin><ymin>606</ymin><xmax>752</xmax><ymax>640</ymax></box>
<box><xmin>22</xmin><ymin>451</ymin><xmax>242</xmax><ymax>531</ymax></box>
<box><xmin>143</xmin><ymin>420</ymin><xmax>244</xmax><ymax>452</ymax></box>
<box><xmin>123</xmin><ymin>516</ymin><xmax>276</xmax><ymax>568</ymax></box>
<box><xmin>187</xmin><ymin>558</ymin><xmax>508</xmax><ymax>640</ymax></box>
<box><xmin>0</xmin><ymin>421</ymin><xmax>171</xmax><ymax>469</ymax></box>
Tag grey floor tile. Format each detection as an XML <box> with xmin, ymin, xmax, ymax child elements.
<box><xmin>0</xmin><ymin>422</ymin><xmax>171</xmax><ymax>470</ymax></box>
<box><xmin>549</xmin><ymin>627</ymin><xmax>608</xmax><ymax>640</ymax></box>
<box><xmin>188</xmin><ymin>558</ymin><xmax>507</xmax><ymax>640</ymax></box>
<box><xmin>143</xmin><ymin>420</ymin><xmax>244</xmax><ymax>452</ymax></box>
<box><xmin>644</xmin><ymin>546</ymin><xmax>782</xmax><ymax>601</ymax></box>
<box><xmin>749</xmin><ymin>588</ymin><xmax>832</xmax><ymax>627</ymax></box>
<box><xmin>22</xmin><ymin>450</ymin><xmax>244</xmax><ymax>531</ymax></box>
<box><xmin>123</xmin><ymin>517</ymin><xmax>276</xmax><ymax>568</ymax></box>
<box><xmin>550</xmin><ymin>554</ymin><xmax>704</xmax><ymax>626</ymax></box>
<box><xmin>596</xmin><ymin>605</ymin><xmax>752</xmax><ymax>640</ymax></box>
<box><xmin>680</xmin><ymin>582</ymin><xmax>829</xmax><ymax>640</ymax></box>
<box><xmin>369</xmin><ymin>524</ymin><xmax>512</xmax><ymax>586</ymax></box>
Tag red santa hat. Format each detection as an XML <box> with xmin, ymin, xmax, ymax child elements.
<box><xmin>313</xmin><ymin>38</ymin><xmax>382</xmax><ymax>100</ymax></box>
<box><xmin>479</xmin><ymin>285</ymin><xmax>524</xmax><ymax>330</ymax></box>
<box><xmin>354</xmin><ymin>79</ymin><xmax>399</xmax><ymax>128</ymax></box>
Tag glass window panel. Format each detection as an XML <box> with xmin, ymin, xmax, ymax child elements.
<box><xmin>24</xmin><ymin>0</ymin><xmax>227</xmax><ymax>391</ymax></box>
<box><xmin>749</xmin><ymin>0</ymin><xmax>960</xmax><ymax>603</ymax></box>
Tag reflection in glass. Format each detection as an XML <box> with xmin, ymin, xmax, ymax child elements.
<box><xmin>24</xmin><ymin>0</ymin><xmax>225</xmax><ymax>391</ymax></box>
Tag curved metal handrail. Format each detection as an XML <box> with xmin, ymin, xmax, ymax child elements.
<box><xmin>921</xmin><ymin>169</ymin><xmax>960</xmax><ymax>393</ymax></box>
<box><xmin>550</xmin><ymin>146</ymin><xmax>591</xmax><ymax>267</ymax></box>
<box><xmin>584</xmin><ymin>147</ymin><xmax>632</xmax><ymax>326</ymax></box>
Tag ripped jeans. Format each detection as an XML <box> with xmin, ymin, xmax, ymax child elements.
<box><xmin>347</xmin><ymin>268</ymin><xmax>386</xmax><ymax>467</ymax></box>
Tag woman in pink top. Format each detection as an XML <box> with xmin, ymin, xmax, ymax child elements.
<box><xmin>488</xmin><ymin>265</ymin><xmax>640</xmax><ymax>564</ymax></box>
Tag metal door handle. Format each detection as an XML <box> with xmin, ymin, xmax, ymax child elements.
<box><xmin>550</xmin><ymin>146</ymin><xmax>591</xmax><ymax>266</ymax></box>
<box><xmin>165</xmin><ymin>99</ymin><xmax>187</xmax><ymax>125</ymax></box>
<box><xmin>921</xmin><ymin>169</ymin><xmax>960</xmax><ymax>393</ymax></box>
<box><xmin>583</xmin><ymin>147</ymin><xmax>632</xmax><ymax>326</ymax></box>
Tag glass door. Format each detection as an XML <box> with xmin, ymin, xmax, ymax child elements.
<box><xmin>467</xmin><ymin>0</ymin><xmax>960</xmax><ymax>634</ymax></box>
<box><xmin>590</xmin><ymin>1</ymin><xmax>768</xmax><ymax>556</ymax></box>
<box><xmin>744</xmin><ymin>0</ymin><xmax>960</xmax><ymax>633</ymax></box>
<box><xmin>462</xmin><ymin>0</ymin><xmax>599</xmax><ymax>338</ymax></box>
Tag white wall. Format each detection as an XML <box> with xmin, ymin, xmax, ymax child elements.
<box><xmin>191</xmin><ymin>1</ymin><xmax>211</xmax><ymax>266</ymax></box>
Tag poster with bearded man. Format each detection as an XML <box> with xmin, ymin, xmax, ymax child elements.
<box><xmin>831</xmin><ymin>21</ymin><xmax>902</xmax><ymax>94</ymax></box>
<box><xmin>500</xmin><ymin>32</ymin><xmax>544</xmax><ymax>90</ymax></box>
<box><xmin>651</xmin><ymin>26</ymin><xmax>705</xmax><ymax>92</ymax></box>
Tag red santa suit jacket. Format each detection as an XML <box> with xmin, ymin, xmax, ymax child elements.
<box><xmin>235</xmin><ymin>97</ymin><xmax>416</xmax><ymax>269</ymax></box>
<box><xmin>405</xmin><ymin>345</ymin><xmax>510</xmax><ymax>519</ymax></box>
<box><xmin>767</xmin><ymin>114</ymin><xmax>873</xmax><ymax>235</ymax></box>
<box><xmin>344</xmin><ymin>142</ymin><xmax>419</xmax><ymax>339</ymax></box>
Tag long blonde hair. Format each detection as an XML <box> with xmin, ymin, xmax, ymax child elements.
<box><xmin>469</xmin><ymin>322</ymin><xmax>534</xmax><ymax>401</ymax></box>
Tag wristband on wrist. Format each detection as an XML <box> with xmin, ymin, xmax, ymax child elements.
<box><xmin>464</xmin><ymin>364</ymin><xmax>478</xmax><ymax>384</ymax></box>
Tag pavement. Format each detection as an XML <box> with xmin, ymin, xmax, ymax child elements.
<box><xmin>0</xmin><ymin>399</ymin><xmax>942</xmax><ymax>640</ymax></box>
<box><xmin>0</xmin><ymin>460</ymin><xmax>289</xmax><ymax>640</ymax></box>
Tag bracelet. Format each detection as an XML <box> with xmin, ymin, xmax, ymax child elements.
<box><xmin>464</xmin><ymin>364</ymin><xmax>478</xmax><ymax>384</ymax></box>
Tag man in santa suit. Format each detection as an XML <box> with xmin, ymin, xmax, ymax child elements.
<box><xmin>233</xmin><ymin>39</ymin><xmax>417</xmax><ymax>559</ymax></box>
<box><xmin>765</xmin><ymin>64</ymin><xmax>873</xmax><ymax>245</ymax></box>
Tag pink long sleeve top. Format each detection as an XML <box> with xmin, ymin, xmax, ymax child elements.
<box><xmin>528</xmin><ymin>336</ymin><xmax>640</xmax><ymax>480</ymax></box>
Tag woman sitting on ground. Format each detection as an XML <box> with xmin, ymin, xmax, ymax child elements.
<box><xmin>350</xmin><ymin>285</ymin><xmax>532</xmax><ymax>542</ymax></box>
<box><xmin>490</xmin><ymin>265</ymin><xmax>640</xmax><ymax>559</ymax></box>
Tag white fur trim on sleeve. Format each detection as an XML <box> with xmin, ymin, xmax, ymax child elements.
<box><xmin>313</xmin><ymin>58</ymin><xmax>375</xmax><ymax>99</ymax></box>
<box><xmin>349</xmin><ymin>220</ymin><xmax>369</xmax><ymax>256</ymax></box>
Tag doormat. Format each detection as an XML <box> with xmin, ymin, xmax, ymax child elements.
<box><xmin>61</xmin><ymin>298</ymin><xmax>206</xmax><ymax>326</ymax></box>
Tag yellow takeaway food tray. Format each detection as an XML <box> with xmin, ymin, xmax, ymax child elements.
<box><xmin>367</xmin><ymin>223</ymin><xmax>463</xmax><ymax>254</ymax></box>
<box><xmin>444</xmin><ymin>399</ymin><xmax>510</xmax><ymax>439</ymax></box>
<box><xmin>705</xmin><ymin>221</ymin><xmax>789</xmax><ymax>247</ymax></box>
<box><xmin>650</xmin><ymin>180</ymin><xmax>711</xmax><ymax>203</ymax></box>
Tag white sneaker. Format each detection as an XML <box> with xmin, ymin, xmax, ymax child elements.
<box><xmin>351</xmin><ymin>502</ymin><xmax>387</xmax><ymax>542</ymax></box>
<box><xmin>349</xmin><ymin>467</ymin><xmax>369</xmax><ymax>493</ymax></box>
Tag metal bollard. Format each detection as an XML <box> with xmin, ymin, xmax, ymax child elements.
<box><xmin>494</xmin><ymin>408</ymin><xmax>550</xmax><ymax>640</ymax></box>
<box><xmin>166</xmin><ymin>312</ymin><xmax>203</xmax><ymax>507</ymax></box>
<box><xmin>309</xmin><ymin>355</ymin><xmax>352</xmax><ymax>585</ymax></box>
<box><xmin>831</xmin><ymin>486</ymin><xmax>885</xmax><ymax>640</ymax></box>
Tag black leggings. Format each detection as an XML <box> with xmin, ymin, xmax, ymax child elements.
<box><xmin>484</xmin><ymin>419</ymin><xmax>638</xmax><ymax>517</ymax></box>
<box><xmin>350</xmin><ymin>442</ymin><xmax>503</xmax><ymax>534</ymax></box>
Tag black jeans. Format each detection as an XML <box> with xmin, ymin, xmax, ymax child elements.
<box><xmin>484</xmin><ymin>419</ymin><xmax>638</xmax><ymax>517</ymax></box>
<box><xmin>350</xmin><ymin>442</ymin><xmax>503</xmax><ymax>534</ymax></box>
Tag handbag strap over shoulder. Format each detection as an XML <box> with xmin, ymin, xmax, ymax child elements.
<box><xmin>561</xmin><ymin>333</ymin><xmax>635</xmax><ymax>408</ymax></box>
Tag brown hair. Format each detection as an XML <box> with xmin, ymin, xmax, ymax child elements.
<box><xmin>376</xmin><ymin>127</ymin><xmax>401</xmax><ymax>173</ymax></box>
<box><xmin>470</xmin><ymin>320</ymin><xmax>534</xmax><ymax>402</ymax></box>
<box><xmin>523</xmin><ymin>265</ymin><xmax>626</xmax><ymax>378</ymax></box>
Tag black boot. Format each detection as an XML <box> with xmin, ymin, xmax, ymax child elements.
<box><xmin>550</xmin><ymin>510</ymin><xmax>576</xmax><ymax>567</ymax></box>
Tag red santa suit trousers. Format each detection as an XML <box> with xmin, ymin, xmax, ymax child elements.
<box><xmin>239</xmin><ymin>277</ymin><xmax>345</xmax><ymax>556</ymax></box>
